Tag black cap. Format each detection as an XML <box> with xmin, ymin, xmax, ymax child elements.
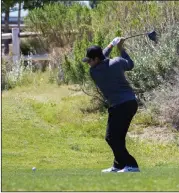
<box><xmin>82</xmin><ymin>45</ymin><xmax>105</xmax><ymax>63</ymax></box>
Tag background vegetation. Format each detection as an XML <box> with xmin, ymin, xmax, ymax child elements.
<box><xmin>21</xmin><ymin>1</ymin><xmax>179</xmax><ymax>126</ymax></box>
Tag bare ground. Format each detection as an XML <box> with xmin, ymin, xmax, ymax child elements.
<box><xmin>128</xmin><ymin>126</ymin><xmax>179</xmax><ymax>144</ymax></box>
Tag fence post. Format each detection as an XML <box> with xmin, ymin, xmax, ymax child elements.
<box><xmin>12</xmin><ymin>28</ymin><xmax>20</xmax><ymax>78</ymax></box>
<box><xmin>12</xmin><ymin>28</ymin><xmax>20</xmax><ymax>65</ymax></box>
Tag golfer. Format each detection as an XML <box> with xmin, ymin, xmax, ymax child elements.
<box><xmin>82</xmin><ymin>37</ymin><xmax>140</xmax><ymax>173</ymax></box>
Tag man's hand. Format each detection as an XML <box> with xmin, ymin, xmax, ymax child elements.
<box><xmin>116</xmin><ymin>37</ymin><xmax>126</xmax><ymax>51</ymax></box>
<box><xmin>110</xmin><ymin>37</ymin><xmax>126</xmax><ymax>47</ymax></box>
<box><xmin>110</xmin><ymin>37</ymin><xmax>121</xmax><ymax>46</ymax></box>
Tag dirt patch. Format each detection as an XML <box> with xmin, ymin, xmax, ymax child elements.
<box><xmin>128</xmin><ymin>126</ymin><xmax>179</xmax><ymax>144</ymax></box>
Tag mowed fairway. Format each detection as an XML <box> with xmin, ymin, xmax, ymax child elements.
<box><xmin>2</xmin><ymin>84</ymin><xmax>179</xmax><ymax>191</ymax></box>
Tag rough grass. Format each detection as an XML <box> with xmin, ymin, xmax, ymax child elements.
<box><xmin>2</xmin><ymin>83</ymin><xmax>179</xmax><ymax>191</ymax></box>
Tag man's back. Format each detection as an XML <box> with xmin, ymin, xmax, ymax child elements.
<box><xmin>90</xmin><ymin>48</ymin><xmax>136</xmax><ymax>107</ymax></box>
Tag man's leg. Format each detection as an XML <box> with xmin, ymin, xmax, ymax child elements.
<box><xmin>105</xmin><ymin>100</ymin><xmax>139</xmax><ymax>169</ymax></box>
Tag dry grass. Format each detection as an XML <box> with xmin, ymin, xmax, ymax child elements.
<box><xmin>161</xmin><ymin>87</ymin><xmax>179</xmax><ymax>130</ymax></box>
<box><xmin>128</xmin><ymin>126</ymin><xmax>179</xmax><ymax>144</ymax></box>
<box><xmin>145</xmin><ymin>67</ymin><xmax>179</xmax><ymax>130</ymax></box>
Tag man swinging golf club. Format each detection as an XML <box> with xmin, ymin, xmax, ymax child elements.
<box><xmin>82</xmin><ymin>37</ymin><xmax>140</xmax><ymax>173</ymax></box>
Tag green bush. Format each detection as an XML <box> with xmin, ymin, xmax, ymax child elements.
<box><xmin>24</xmin><ymin>2</ymin><xmax>92</xmax><ymax>49</ymax></box>
<box><xmin>23</xmin><ymin>1</ymin><xmax>179</xmax><ymax>110</ymax></box>
<box><xmin>126</xmin><ymin>24</ymin><xmax>179</xmax><ymax>95</ymax></box>
<box><xmin>20</xmin><ymin>37</ymin><xmax>48</xmax><ymax>55</ymax></box>
<box><xmin>61</xmin><ymin>2</ymin><xmax>179</xmax><ymax>109</ymax></box>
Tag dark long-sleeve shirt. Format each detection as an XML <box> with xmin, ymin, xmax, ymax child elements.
<box><xmin>89</xmin><ymin>46</ymin><xmax>136</xmax><ymax>107</ymax></box>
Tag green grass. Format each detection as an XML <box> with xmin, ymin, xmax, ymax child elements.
<box><xmin>2</xmin><ymin>168</ymin><xmax>179</xmax><ymax>191</ymax></box>
<box><xmin>2</xmin><ymin>83</ymin><xmax>179</xmax><ymax>191</ymax></box>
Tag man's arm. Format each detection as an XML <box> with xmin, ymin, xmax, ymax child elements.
<box><xmin>119</xmin><ymin>48</ymin><xmax>134</xmax><ymax>71</ymax></box>
<box><xmin>102</xmin><ymin>44</ymin><xmax>113</xmax><ymax>58</ymax></box>
<box><xmin>116</xmin><ymin>38</ymin><xmax>134</xmax><ymax>71</ymax></box>
<box><xmin>102</xmin><ymin>37</ymin><xmax>121</xmax><ymax>57</ymax></box>
<box><xmin>103</xmin><ymin>37</ymin><xmax>134</xmax><ymax>71</ymax></box>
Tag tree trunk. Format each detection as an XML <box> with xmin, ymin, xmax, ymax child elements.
<box><xmin>4</xmin><ymin>8</ymin><xmax>10</xmax><ymax>55</ymax></box>
<box><xmin>18</xmin><ymin>2</ymin><xmax>21</xmax><ymax>29</ymax></box>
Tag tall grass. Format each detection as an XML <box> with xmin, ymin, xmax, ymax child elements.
<box><xmin>1</xmin><ymin>57</ymin><xmax>61</xmax><ymax>91</ymax></box>
<box><xmin>144</xmin><ymin>67</ymin><xmax>179</xmax><ymax>130</ymax></box>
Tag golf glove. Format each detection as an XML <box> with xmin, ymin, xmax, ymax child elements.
<box><xmin>110</xmin><ymin>37</ymin><xmax>121</xmax><ymax>46</ymax></box>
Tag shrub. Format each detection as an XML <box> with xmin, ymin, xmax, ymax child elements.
<box><xmin>20</xmin><ymin>37</ymin><xmax>48</xmax><ymax>55</ymax></box>
<box><xmin>126</xmin><ymin>24</ymin><xmax>179</xmax><ymax>96</ymax></box>
<box><xmin>24</xmin><ymin>2</ymin><xmax>92</xmax><ymax>49</ymax></box>
<box><xmin>144</xmin><ymin>67</ymin><xmax>179</xmax><ymax>130</ymax></box>
<box><xmin>23</xmin><ymin>1</ymin><xmax>179</xmax><ymax>111</ymax></box>
<box><xmin>62</xmin><ymin>24</ymin><xmax>179</xmax><ymax>110</ymax></box>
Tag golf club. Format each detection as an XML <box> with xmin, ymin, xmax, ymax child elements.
<box><xmin>125</xmin><ymin>30</ymin><xmax>157</xmax><ymax>43</ymax></box>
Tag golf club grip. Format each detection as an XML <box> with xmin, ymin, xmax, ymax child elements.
<box><xmin>125</xmin><ymin>33</ymin><xmax>146</xmax><ymax>40</ymax></box>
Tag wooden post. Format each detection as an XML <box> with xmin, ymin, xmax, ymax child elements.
<box><xmin>18</xmin><ymin>2</ymin><xmax>21</xmax><ymax>29</ymax></box>
<box><xmin>12</xmin><ymin>28</ymin><xmax>20</xmax><ymax>65</ymax></box>
<box><xmin>12</xmin><ymin>28</ymin><xmax>20</xmax><ymax>78</ymax></box>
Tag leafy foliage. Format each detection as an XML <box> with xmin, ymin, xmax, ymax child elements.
<box><xmin>22</xmin><ymin>1</ymin><xmax>179</xmax><ymax>110</ymax></box>
<box><xmin>126</xmin><ymin>24</ymin><xmax>179</xmax><ymax>94</ymax></box>
<box><xmin>24</xmin><ymin>3</ymin><xmax>91</xmax><ymax>48</ymax></box>
<box><xmin>61</xmin><ymin>1</ymin><xmax>179</xmax><ymax>102</ymax></box>
<box><xmin>2</xmin><ymin>0</ymin><xmax>17</xmax><ymax>12</ymax></box>
<box><xmin>23</xmin><ymin>0</ymin><xmax>75</xmax><ymax>10</ymax></box>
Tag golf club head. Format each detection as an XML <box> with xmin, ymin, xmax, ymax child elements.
<box><xmin>147</xmin><ymin>30</ymin><xmax>157</xmax><ymax>43</ymax></box>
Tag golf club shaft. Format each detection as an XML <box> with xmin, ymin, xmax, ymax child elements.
<box><xmin>125</xmin><ymin>33</ymin><xmax>147</xmax><ymax>40</ymax></box>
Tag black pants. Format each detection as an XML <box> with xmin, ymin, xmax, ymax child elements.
<box><xmin>105</xmin><ymin>99</ymin><xmax>139</xmax><ymax>169</ymax></box>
